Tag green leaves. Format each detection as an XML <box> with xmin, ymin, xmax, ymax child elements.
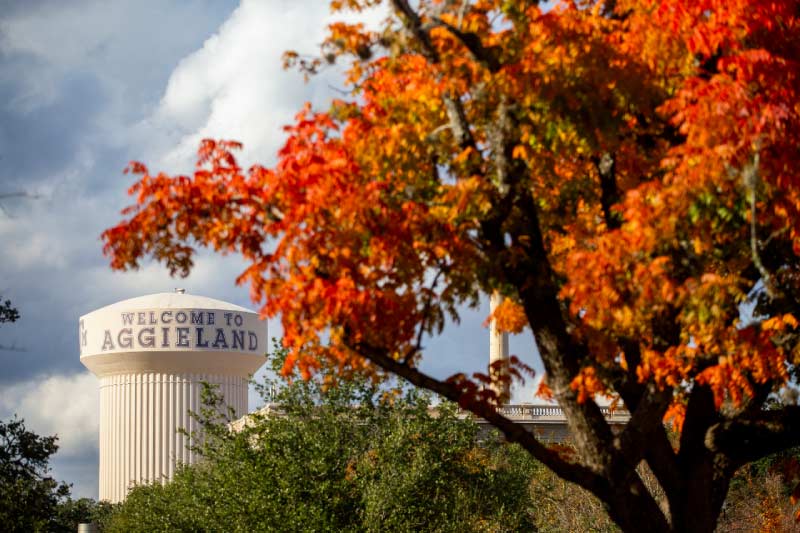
<box><xmin>105</xmin><ymin>346</ymin><xmax>537</xmax><ymax>532</ymax></box>
<box><xmin>0</xmin><ymin>417</ymin><xmax>101</xmax><ymax>533</ymax></box>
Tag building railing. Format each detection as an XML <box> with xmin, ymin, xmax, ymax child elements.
<box><xmin>460</xmin><ymin>404</ymin><xmax>631</xmax><ymax>422</ymax></box>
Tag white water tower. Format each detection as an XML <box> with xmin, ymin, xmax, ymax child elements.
<box><xmin>79</xmin><ymin>291</ymin><xmax>266</xmax><ymax>503</ymax></box>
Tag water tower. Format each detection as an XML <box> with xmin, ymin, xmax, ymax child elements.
<box><xmin>79</xmin><ymin>290</ymin><xmax>266</xmax><ymax>503</ymax></box>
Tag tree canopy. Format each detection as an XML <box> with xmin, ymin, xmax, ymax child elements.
<box><xmin>102</xmin><ymin>1</ymin><xmax>800</xmax><ymax>531</ymax></box>
<box><xmin>0</xmin><ymin>298</ymin><xmax>20</xmax><ymax>325</ymax></box>
<box><xmin>0</xmin><ymin>417</ymin><xmax>102</xmax><ymax>532</ymax></box>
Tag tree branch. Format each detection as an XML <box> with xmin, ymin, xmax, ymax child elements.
<box><xmin>0</xmin><ymin>343</ymin><xmax>25</xmax><ymax>352</ymax></box>
<box><xmin>428</xmin><ymin>17</ymin><xmax>502</xmax><ymax>72</ymax></box>
<box><xmin>678</xmin><ymin>384</ymin><xmax>718</xmax><ymax>466</ymax></box>
<box><xmin>390</xmin><ymin>0</ymin><xmax>477</xmax><ymax>151</ymax></box>
<box><xmin>0</xmin><ymin>192</ymin><xmax>41</xmax><ymax>200</ymax></box>
<box><xmin>393</xmin><ymin>0</ymin><xmax>623</xmax><ymax>484</ymax></box>
<box><xmin>706</xmin><ymin>405</ymin><xmax>800</xmax><ymax>467</ymax></box>
<box><xmin>596</xmin><ymin>341</ymin><xmax>682</xmax><ymax>497</ymax></box>
<box><xmin>593</xmin><ymin>152</ymin><xmax>621</xmax><ymax>230</ymax></box>
<box><xmin>349</xmin><ymin>340</ymin><xmax>610</xmax><ymax>496</ymax></box>
<box><xmin>644</xmin><ymin>426</ymin><xmax>683</xmax><ymax>498</ymax></box>
<box><xmin>742</xmin><ymin>149</ymin><xmax>781</xmax><ymax>300</ymax></box>
<box><xmin>475</xmin><ymin>92</ymin><xmax>618</xmax><ymax>477</ymax></box>
<box><xmin>616</xmin><ymin>385</ymin><xmax>672</xmax><ymax>465</ymax></box>
<box><xmin>409</xmin><ymin>265</ymin><xmax>447</xmax><ymax>362</ymax></box>
<box><xmin>387</xmin><ymin>4</ymin><xmax>668</xmax><ymax>528</ymax></box>
<box><xmin>603</xmin><ymin>338</ymin><xmax>644</xmax><ymax>410</ymax></box>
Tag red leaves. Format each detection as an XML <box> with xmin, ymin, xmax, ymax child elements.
<box><xmin>484</xmin><ymin>298</ymin><xmax>528</xmax><ymax>334</ymax></box>
<box><xmin>446</xmin><ymin>356</ymin><xmax>535</xmax><ymax>409</ymax></box>
<box><xmin>103</xmin><ymin>0</ymin><xmax>800</xmax><ymax>437</ymax></box>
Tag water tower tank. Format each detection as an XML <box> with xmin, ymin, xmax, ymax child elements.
<box><xmin>79</xmin><ymin>291</ymin><xmax>266</xmax><ymax>503</ymax></box>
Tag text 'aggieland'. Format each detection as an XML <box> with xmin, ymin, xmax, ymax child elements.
<box><xmin>99</xmin><ymin>310</ymin><xmax>258</xmax><ymax>352</ymax></box>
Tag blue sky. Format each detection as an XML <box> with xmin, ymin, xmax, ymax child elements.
<box><xmin>0</xmin><ymin>0</ymin><xmax>541</xmax><ymax>499</ymax></box>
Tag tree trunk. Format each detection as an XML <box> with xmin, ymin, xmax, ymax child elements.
<box><xmin>667</xmin><ymin>456</ymin><xmax>732</xmax><ymax>533</ymax></box>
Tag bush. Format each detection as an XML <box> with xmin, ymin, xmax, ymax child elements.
<box><xmin>105</xmin><ymin>346</ymin><xmax>538</xmax><ymax>532</ymax></box>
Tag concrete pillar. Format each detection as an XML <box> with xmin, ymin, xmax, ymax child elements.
<box><xmin>489</xmin><ymin>291</ymin><xmax>510</xmax><ymax>403</ymax></box>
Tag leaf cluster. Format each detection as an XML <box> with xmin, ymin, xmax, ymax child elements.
<box><xmin>0</xmin><ymin>298</ymin><xmax>19</xmax><ymax>324</ymax></box>
<box><xmin>0</xmin><ymin>416</ymin><xmax>104</xmax><ymax>532</ymax></box>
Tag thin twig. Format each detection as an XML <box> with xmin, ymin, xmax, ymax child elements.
<box><xmin>743</xmin><ymin>150</ymin><xmax>780</xmax><ymax>300</ymax></box>
<box><xmin>410</xmin><ymin>265</ymin><xmax>447</xmax><ymax>360</ymax></box>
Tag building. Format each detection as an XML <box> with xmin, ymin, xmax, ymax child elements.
<box><xmin>79</xmin><ymin>290</ymin><xmax>266</xmax><ymax>503</ymax></box>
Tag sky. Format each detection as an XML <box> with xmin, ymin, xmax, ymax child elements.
<box><xmin>0</xmin><ymin>0</ymin><xmax>541</xmax><ymax>499</ymax></box>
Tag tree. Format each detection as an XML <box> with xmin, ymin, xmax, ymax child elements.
<box><xmin>0</xmin><ymin>417</ymin><xmax>99</xmax><ymax>532</ymax></box>
<box><xmin>1</xmin><ymin>190</ymin><xmax>36</xmax><ymax>331</ymax></box>
<box><xmin>0</xmin><ymin>298</ymin><xmax>19</xmax><ymax>325</ymax></box>
<box><xmin>0</xmin><ymin>298</ymin><xmax>22</xmax><ymax>351</ymax></box>
<box><xmin>104</xmin><ymin>347</ymin><xmax>538</xmax><ymax>532</ymax></box>
<box><xmin>102</xmin><ymin>1</ymin><xmax>800</xmax><ymax>531</ymax></box>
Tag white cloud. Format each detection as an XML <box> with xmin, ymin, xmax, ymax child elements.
<box><xmin>0</xmin><ymin>0</ymin><xmax>239</xmax><ymax>115</ymax></box>
<box><xmin>137</xmin><ymin>0</ymin><xmax>385</xmax><ymax>172</ymax></box>
<box><xmin>0</xmin><ymin>372</ymin><xmax>99</xmax><ymax>456</ymax></box>
<box><xmin>0</xmin><ymin>372</ymin><xmax>100</xmax><ymax>498</ymax></box>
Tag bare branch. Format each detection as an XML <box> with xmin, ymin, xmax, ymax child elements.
<box><xmin>0</xmin><ymin>191</ymin><xmax>42</xmax><ymax>218</ymax></box>
<box><xmin>410</xmin><ymin>265</ymin><xmax>447</xmax><ymax>362</ymax></box>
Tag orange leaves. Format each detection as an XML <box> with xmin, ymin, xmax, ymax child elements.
<box><xmin>485</xmin><ymin>298</ymin><xmax>528</xmax><ymax>334</ymax></box>
<box><xmin>792</xmin><ymin>483</ymin><xmax>800</xmax><ymax>520</ymax></box>
<box><xmin>691</xmin><ymin>320</ymin><xmax>791</xmax><ymax>410</ymax></box>
<box><xmin>326</xmin><ymin>21</ymin><xmax>376</xmax><ymax>61</ymax></box>
<box><xmin>329</xmin><ymin>0</ymin><xmax>382</xmax><ymax>13</ymax></box>
<box><xmin>663</xmin><ymin>401</ymin><xmax>686</xmax><ymax>434</ymax></box>
<box><xmin>103</xmin><ymin>140</ymin><xmax>263</xmax><ymax>277</ymax></box>
<box><xmin>446</xmin><ymin>355</ymin><xmax>535</xmax><ymax>409</ymax></box>
<box><xmin>548</xmin><ymin>1</ymin><xmax>799</xmax><ymax>422</ymax></box>
<box><xmin>653</xmin><ymin>0</ymin><xmax>800</xmax><ymax>263</ymax></box>
<box><xmin>635</xmin><ymin>346</ymin><xmax>691</xmax><ymax>389</ymax></box>
<box><xmin>102</xmin><ymin>0</ymin><xmax>800</xmax><ymax>433</ymax></box>
<box><xmin>570</xmin><ymin>367</ymin><xmax>605</xmax><ymax>404</ymax></box>
<box><xmin>536</xmin><ymin>379</ymin><xmax>554</xmax><ymax>401</ymax></box>
<box><xmin>761</xmin><ymin>314</ymin><xmax>799</xmax><ymax>332</ymax></box>
<box><xmin>560</xmin><ymin>236</ymin><xmax>679</xmax><ymax>341</ymax></box>
<box><xmin>104</xmin><ymin>92</ymin><xmax>482</xmax><ymax>381</ymax></box>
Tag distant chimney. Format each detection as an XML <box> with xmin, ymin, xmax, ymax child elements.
<box><xmin>489</xmin><ymin>291</ymin><xmax>510</xmax><ymax>403</ymax></box>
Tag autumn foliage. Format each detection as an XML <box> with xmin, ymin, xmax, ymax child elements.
<box><xmin>103</xmin><ymin>1</ymin><xmax>800</xmax><ymax>532</ymax></box>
